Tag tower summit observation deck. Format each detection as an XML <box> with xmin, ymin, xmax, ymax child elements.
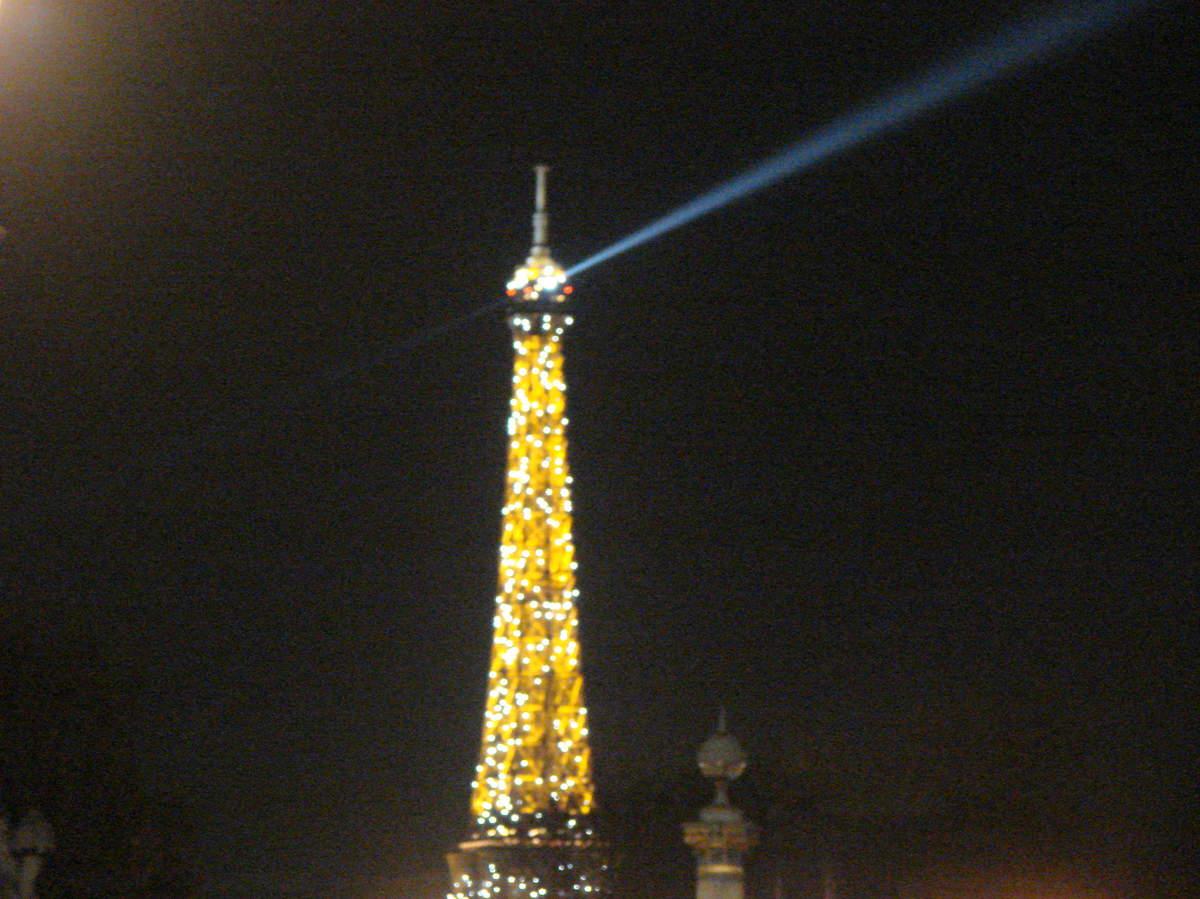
<box><xmin>446</xmin><ymin>167</ymin><xmax>607</xmax><ymax>899</ymax></box>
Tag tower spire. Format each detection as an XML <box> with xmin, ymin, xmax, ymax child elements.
<box><xmin>505</xmin><ymin>167</ymin><xmax>569</xmax><ymax>309</ymax></box>
<box><xmin>531</xmin><ymin>164</ymin><xmax>550</xmax><ymax>256</ymax></box>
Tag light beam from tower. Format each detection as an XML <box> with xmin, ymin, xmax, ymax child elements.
<box><xmin>446</xmin><ymin>167</ymin><xmax>606</xmax><ymax>899</ymax></box>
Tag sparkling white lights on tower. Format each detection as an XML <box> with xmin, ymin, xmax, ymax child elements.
<box><xmin>470</xmin><ymin>317</ymin><xmax>594</xmax><ymax>831</ymax></box>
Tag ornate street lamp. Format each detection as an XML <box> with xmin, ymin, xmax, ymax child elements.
<box><xmin>684</xmin><ymin>710</ymin><xmax>758</xmax><ymax>899</ymax></box>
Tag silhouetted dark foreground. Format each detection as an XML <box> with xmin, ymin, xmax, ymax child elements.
<box><xmin>1</xmin><ymin>626</ymin><xmax>203</xmax><ymax>898</ymax></box>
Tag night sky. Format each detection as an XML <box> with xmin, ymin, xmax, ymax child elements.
<box><xmin>1</xmin><ymin>2</ymin><xmax>1196</xmax><ymax>897</ymax></box>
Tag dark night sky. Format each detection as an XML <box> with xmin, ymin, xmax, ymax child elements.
<box><xmin>1</xmin><ymin>1</ymin><xmax>1196</xmax><ymax>896</ymax></box>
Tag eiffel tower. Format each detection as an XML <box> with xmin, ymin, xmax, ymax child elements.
<box><xmin>446</xmin><ymin>167</ymin><xmax>607</xmax><ymax>899</ymax></box>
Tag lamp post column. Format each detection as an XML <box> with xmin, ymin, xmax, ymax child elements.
<box><xmin>683</xmin><ymin>712</ymin><xmax>758</xmax><ymax>899</ymax></box>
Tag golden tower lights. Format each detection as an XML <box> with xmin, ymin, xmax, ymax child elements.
<box><xmin>447</xmin><ymin>167</ymin><xmax>605</xmax><ymax>899</ymax></box>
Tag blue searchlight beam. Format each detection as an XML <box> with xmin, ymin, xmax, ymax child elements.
<box><xmin>567</xmin><ymin>0</ymin><xmax>1156</xmax><ymax>278</ymax></box>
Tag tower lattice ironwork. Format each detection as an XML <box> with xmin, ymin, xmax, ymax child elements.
<box><xmin>447</xmin><ymin>167</ymin><xmax>607</xmax><ymax>899</ymax></box>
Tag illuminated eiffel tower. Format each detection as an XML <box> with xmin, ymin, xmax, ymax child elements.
<box><xmin>446</xmin><ymin>167</ymin><xmax>607</xmax><ymax>899</ymax></box>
